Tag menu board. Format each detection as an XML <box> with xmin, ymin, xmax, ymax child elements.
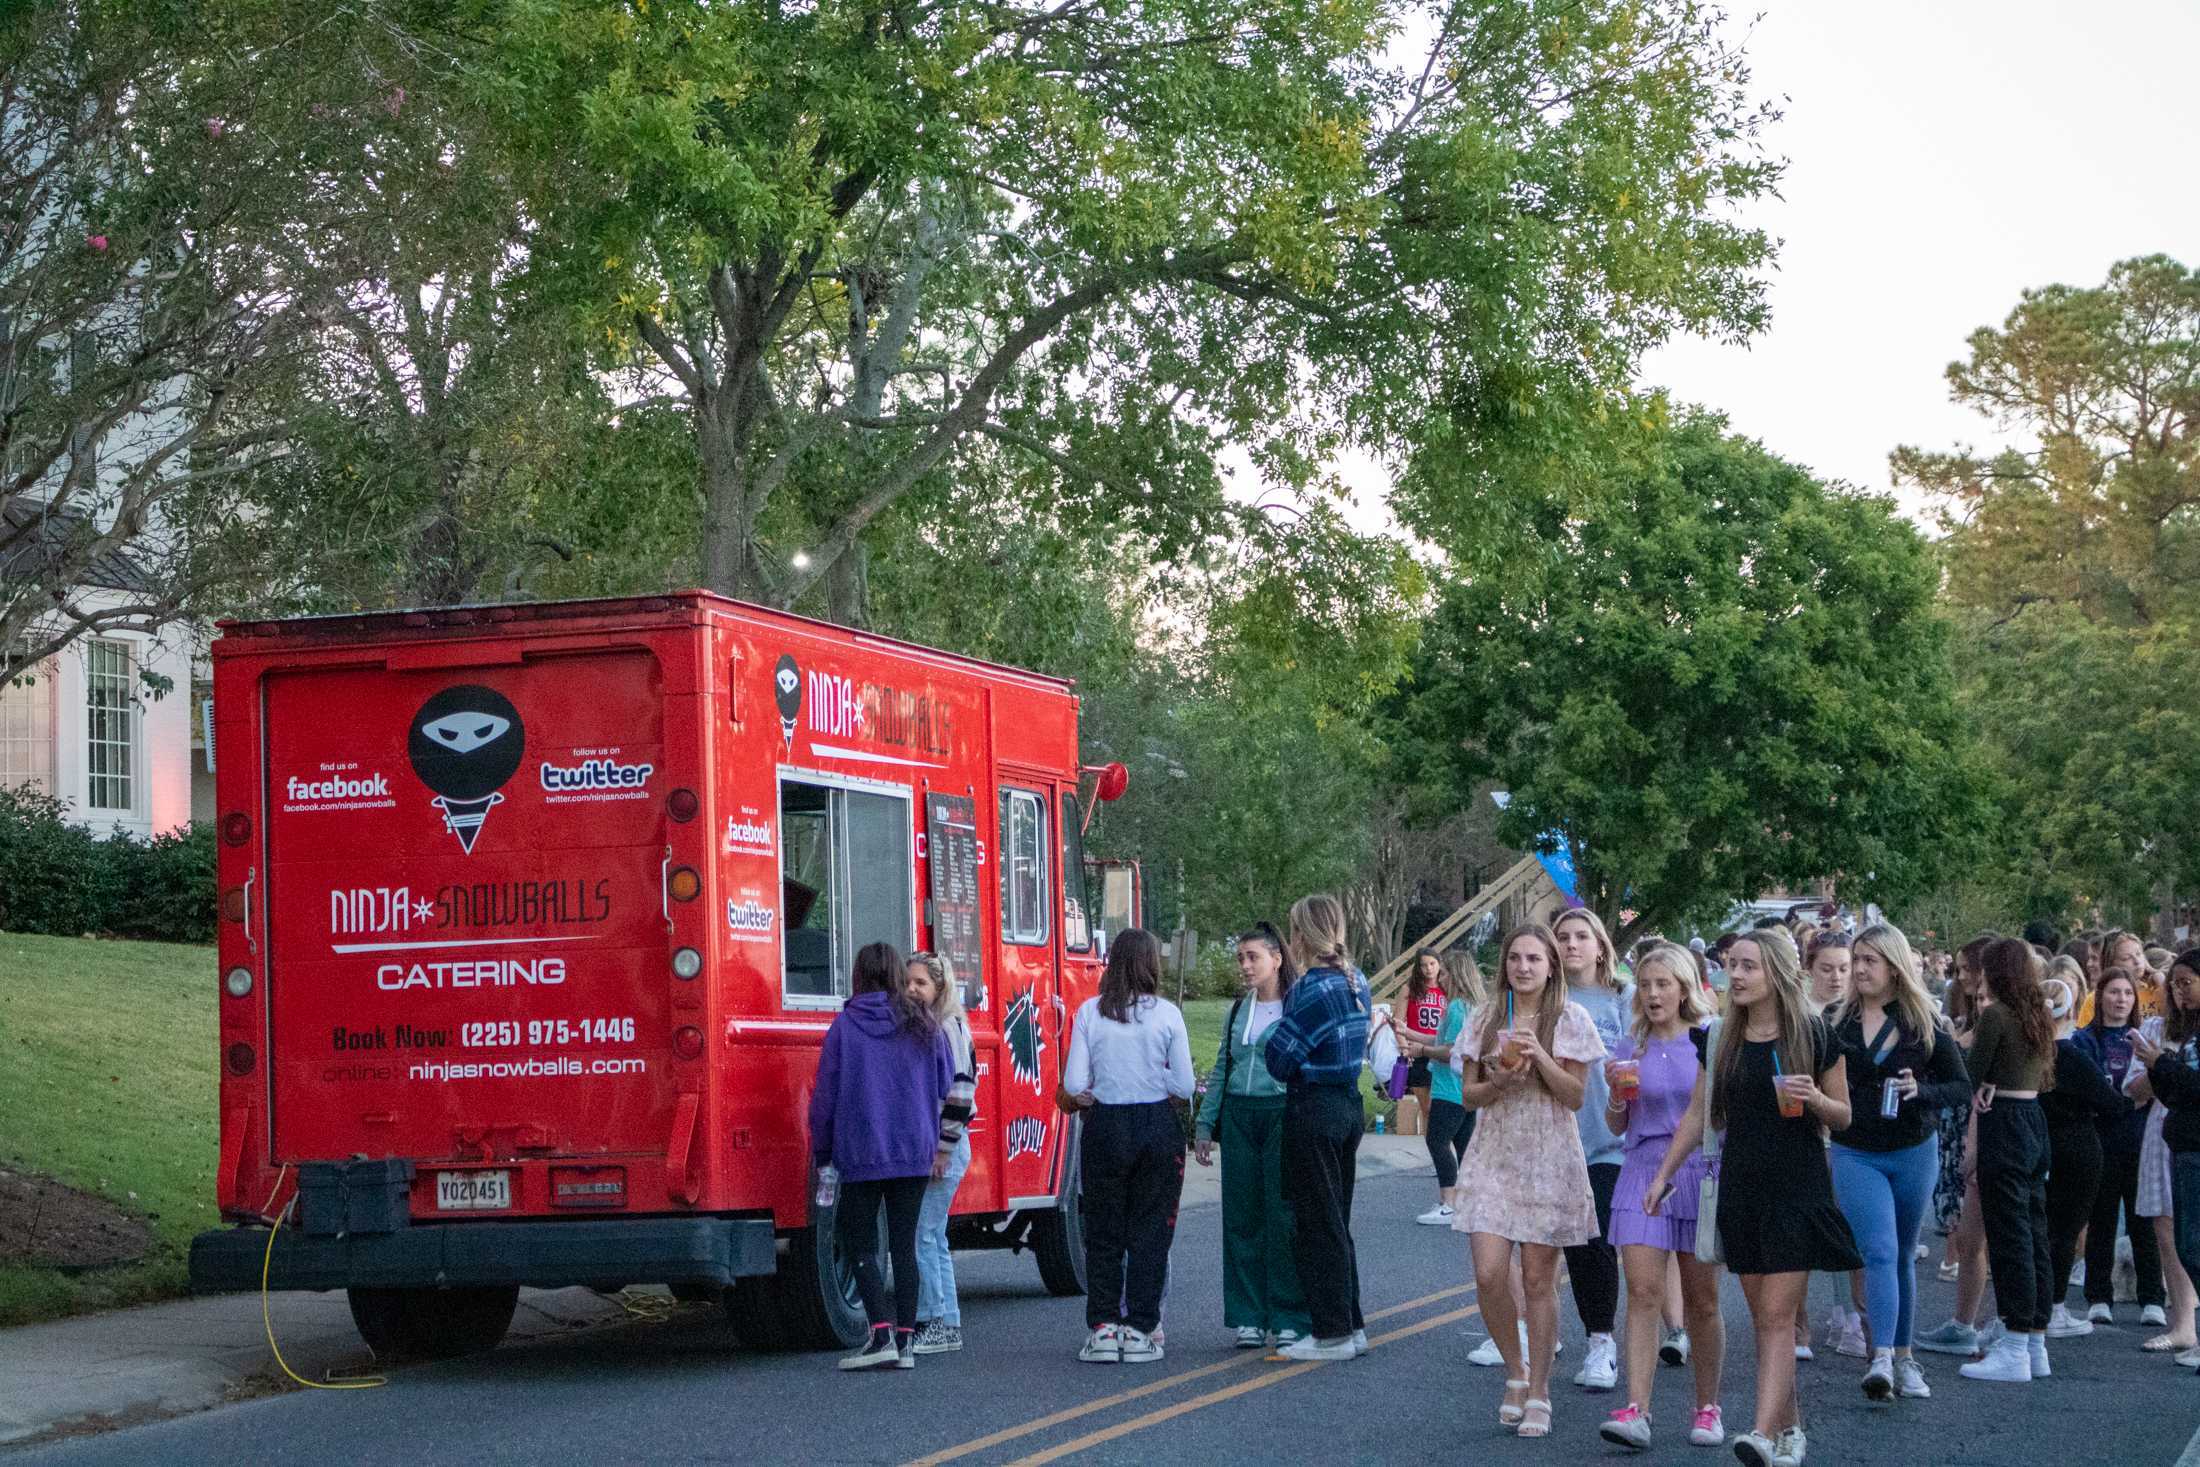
<box><xmin>925</xmin><ymin>793</ymin><xmax>983</xmax><ymax>1003</ymax></box>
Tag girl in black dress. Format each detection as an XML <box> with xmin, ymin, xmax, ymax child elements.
<box><xmin>1645</xmin><ymin>928</ymin><xmax>1860</xmax><ymax>1467</ymax></box>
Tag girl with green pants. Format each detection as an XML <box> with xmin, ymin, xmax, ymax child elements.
<box><xmin>1195</xmin><ymin>922</ymin><xmax>1312</xmax><ymax>1348</ymax></box>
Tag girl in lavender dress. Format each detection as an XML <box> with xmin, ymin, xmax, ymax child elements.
<box><xmin>1597</xmin><ymin>943</ymin><xmax>1727</xmax><ymax>1453</ymax></box>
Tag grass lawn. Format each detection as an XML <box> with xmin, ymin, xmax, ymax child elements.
<box><xmin>0</xmin><ymin>931</ymin><xmax>217</xmax><ymax>1326</ymax></box>
<box><xmin>1182</xmin><ymin>996</ymin><xmax>1392</xmax><ymax>1126</ymax></box>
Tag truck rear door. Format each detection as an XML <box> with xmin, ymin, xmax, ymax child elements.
<box><xmin>262</xmin><ymin>648</ymin><xmax>677</xmax><ymax>1186</ymax></box>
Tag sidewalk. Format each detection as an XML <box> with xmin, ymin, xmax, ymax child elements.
<box><xmin>0</xmin><ymin>1285</ymin><xmax>633</xmax><ymax>1448</ymax></box>
<box><xmin>0</xmin><ymin>1136</ymin><xmax>1431</xmax><ymax>1449</ymax></box>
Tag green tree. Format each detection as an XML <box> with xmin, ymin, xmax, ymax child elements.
<box><xmin>481</xmin><ymin>0</ymin><xmax>1779</xmax><ymax>622</ymax></box>
<box><xmin>1393</xmin><ymin>417</ymin><xmax>1986</xmax><ymax>947</ymax></box>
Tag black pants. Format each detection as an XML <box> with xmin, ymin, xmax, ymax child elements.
<box><xmin>2086</xmin><ymin>1146</ymin><xmax>2165</xmax><ymax>1307</ymax></box>
<box><xmin>837</xmin><ymin>1175</ymin><xmax>928</xmax><ymax>1334</ymax></box>
<box><xmin>1426</xmin><ymin>1098</ymin><xmax>1473</xmax><ymax>1190</ymax></box>
<box><xmin>1080</xmin><ymin>1100</ymin><xmax>1186</xmax><ymax>1333</ymax></box>
<box><xmin>1562</xmin><ymin>1162</ymin><xmax>1623</xmax><ymax>1335</ymax></box>
<box><xmin>2045</xmin><ymin>1122</ymin><xmax>2103</xmax><ymax>1309</ymax></box>
<box><xmin>1977</xmin><ymin>1100</ymin><xmax>2053</xmax><ymax>1332</ymax></box>
<box><xmin>1283</xmin><ymin>1083</ymin><xmax>1365</xmax><ymax>1340</ymax></box>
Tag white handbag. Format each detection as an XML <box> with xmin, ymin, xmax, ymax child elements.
<box><xmin>1695</xmin><ymin>1017</ymin><xmax>1724</xmax><ymax>1266</ymax></box>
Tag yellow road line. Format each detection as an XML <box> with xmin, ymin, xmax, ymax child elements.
<box><xmin>999</xmin><ymin>1303</ymin><xmax>1483</xmax><ymax>1467</ymax></box>
<box><xmin>901</xmin><ymin>1284</ymin><xmax>1474</xmax><ymax>1467</ymax></box>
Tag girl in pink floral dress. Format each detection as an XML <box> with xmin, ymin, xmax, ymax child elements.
<box><xmin>1453</xmin><ymin>922</ymin><xmax>1607</xmax><ymax>1439</ymax></box>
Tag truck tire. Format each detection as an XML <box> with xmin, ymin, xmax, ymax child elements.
<box><xmin>347</xmin><ymin>1285</ymin><xmax>519</xmax><ymax>1361</ymax></box>
<box><xmin>1031</xmin><ymin>1128</ymin><xmax>1087</xmax><ymax>1297</ymax></box>
<box><xmin>728</xmin><ymin>1208</ymin><xmax>873</xmax><ymax>1352</ymax></box>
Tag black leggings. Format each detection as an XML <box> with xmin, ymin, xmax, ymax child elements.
<box><xmin>2086</xmin><ymin>1146</ymin><xmax>2165</xmax><ymax>1307</ymax></box>
<box><xmin>1977</xmin><ymin>1100</ymin><xmax>2053</xmax><ymax>1332</ymax></box>
<box><xmin>1284</xmin><ymin>1084</ymin><xmax>1366</xmax><ymax>1340</ymax></box>
<box><xmin>837</xmin><ymin>1175</ymin><xmax>928</xmax><ymax>1335</ymax></box>
<box><xmin>2045</xmin><ymin>1123</ymin><xmax>2103</xmax><ymax>1309</ymax></box>
<box><xmin>1425</xmin><ymin>1098</ymin><xmax>1473</xmax><ymax>1190</ymax></box>
<box><xmin>1562</xmin><ymin>1162</ymin><xmax>1622</xmax><ymax>1335</ymax></box>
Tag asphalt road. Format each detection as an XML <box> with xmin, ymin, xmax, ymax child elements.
<box><xmin>12</xmin><ymin>1169</ymin><xmax>2197</xmax><ymax>1466</ymax></box>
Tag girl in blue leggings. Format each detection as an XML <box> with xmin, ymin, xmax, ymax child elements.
<box><xmin>1829</xmin><ymin>924</ymin><xmax>1971</xmax><ymax>1401</ymax></box>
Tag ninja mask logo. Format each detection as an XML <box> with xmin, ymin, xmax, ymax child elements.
<box><xmin>1004</xmin><ymin>987</ymin><xmax>1045</xmax><ymax>1093</ymax></box>
<box><xmin>773</xmin><ymin>654</ymin><xmax>801</xmax><ymax>752</ymax></box>
<box><xmin>408</xmin><ymin>685</ymin><xmax>525</xmax><ymax>854</ymax></box>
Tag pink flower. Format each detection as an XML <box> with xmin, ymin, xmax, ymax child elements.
<box><xmin>384</xmin><ymin>87</ymin><xmax>405</xmax><ymax>117</ymax></box>
<box><xmin>205</xmin><ymin>117</ymin><xmax>226</xmax><ymax>138</ymax></box>
<box><xmin>86</xmin><ymin>234</ymin><xmax>108</xmax><ymax>253</ymax></box>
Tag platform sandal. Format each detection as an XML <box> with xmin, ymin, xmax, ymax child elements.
<box><xmin>1517</xmin><ymin>1398</ymin><xmax>1553</xmax><ymax>1438</ymax></box>
<box><xmin>1499</xmin><ymin>1379</ymin><xmax>1529</xmax><ymax>1427</ymax></box>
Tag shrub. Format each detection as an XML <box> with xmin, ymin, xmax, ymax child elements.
<box><xmin>0</xmin><ymin>783</ymin><xmax>215</xmax><ymax>943</ymax></box>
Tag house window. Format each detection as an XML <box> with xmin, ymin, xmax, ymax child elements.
<box><xmin>778</xmin><ymin>774</ymin><xmax>914</xmax><ymax>1005</ymax></box>
<box><xmin>998</xmin><ymin>788</ymin><xmax>1050</xmax><ymax>946</ymax></box>
<box><xmin>0</xmin><ymin>656</ymin><xmax>54</xmax><ymax>793</ymax></box>
<box><xmin>84</xmin><ymin>639</ymin><xmax>134</xmax><ymax>811</ymax></box>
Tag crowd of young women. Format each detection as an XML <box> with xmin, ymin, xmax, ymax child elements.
<box><xmin>802</xmin><ymin>900</ymin><xmax>2200</xmax><ymax>1467</ymax></box>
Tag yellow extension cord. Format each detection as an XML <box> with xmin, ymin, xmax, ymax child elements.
<box><xmin>258</xmin><ymin>1164</ymin><xmax>386</xmax><ymax>1390</ymax></box>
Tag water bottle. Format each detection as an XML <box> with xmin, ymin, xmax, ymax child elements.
<box><xmin>1373</xmin><ymin>1114</ymin><xmax>1387</xmax><ymax>1136</ymax></box>
<box><xmin>814</xmin><ymin>1164</ymin><xmax>839</xmax><ymax>1208</ymax></box>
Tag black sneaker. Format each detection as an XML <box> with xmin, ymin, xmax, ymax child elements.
<box><xmin>839</xmin><ymin>1332</ymin><xmax>900</xmax><ymax>1371</ymax></box>
<box><xmin>897</xmin><ymin>1334</ymin><xmax>917</xmax><ymax>1369</ymax></box>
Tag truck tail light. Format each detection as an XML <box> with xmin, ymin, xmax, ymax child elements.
<box><xmin>667</xmin><ymin>787</ymin><xmax>699</xmax><ymax>823</ymax></box>
<box><xmin>221</xmin><ymin>812</ymin><xmax>252</xmax><ymax>846</ymax></box>
<box><xmin>668</xmin><ymin>866</ymin><xmax>701</xmax><ymax>901</ymax></box>
<box><xmin>224</xmin><ymin>967</ymin><xmax>253</xmax><ymax>998</ymax></box>
<box><xmin>225</xmin><ymin>1042</ymin><xmax>255</xmax><ymax>1075</ymax></box>
<box><xmin>672</xmin><ymin>947</ymin><xmax>702</xmax><ymax>979</ymax></box>
<box><xmin>673</xmin><ymin>1025</ymin><xmax>704</xmax><ymax>1060</ymax></box>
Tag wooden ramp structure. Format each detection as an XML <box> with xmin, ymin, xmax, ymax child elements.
<box><xmin>1368</xmin><ymin>854</ymin><xmax>1553</xmax><ymax>1006</ymax></box>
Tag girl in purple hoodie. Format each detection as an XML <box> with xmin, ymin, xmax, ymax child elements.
<box><xmin>809</xmin><ymin>942</ymin><xmax>954</xmax><ymax>1370</ymax></box>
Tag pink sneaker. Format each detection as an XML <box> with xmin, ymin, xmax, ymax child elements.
<box><xmin>1689</xmin><ymin>1404</ymin><xmax>1725</xmax><ymax>1446</ymax></box>
<box><xmin>1598</xmin><ymin>1403</ymin><xmax>1651</xmax><ymax>1450</ymax></box>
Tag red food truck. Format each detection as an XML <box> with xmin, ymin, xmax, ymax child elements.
<box><xmin>188</xmin><ymin>591</ymin><xmax>1141</xmax><ymax>1356</ymax></box>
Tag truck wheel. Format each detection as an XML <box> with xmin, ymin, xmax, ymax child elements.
<box><xmin>1031</xmin><ymin>1132</ymin><xmax>1087</xmax><ymax>1297</ymax></box>
<box><xmin>347</xmin><ymin>1285</ymin><xmax>519</xmax><ymax>1361</ymax></box>
<box><xmin>729</xmin><ymin>1208</ymin><xmax>873</xmax><ymax>1351</ymax></box>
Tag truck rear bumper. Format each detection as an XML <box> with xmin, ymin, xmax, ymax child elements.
<box><xmin>189</xmin><ymin>1216</ymin><xmax>778</xmax><ymax>1294</ymax></box>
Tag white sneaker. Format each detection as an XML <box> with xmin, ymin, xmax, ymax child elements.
<box><xmin>1861</xmin><ymin>1347</ymin><xmax>1894</xmax><ymax>1401</ymax></box>
<box><xmin>1574</xmin><ymin>1333</ymin><xmax>1619</xmax><ymax>1390</ymax></box>
<box><xmin>1117</xmin><ymin>1326</ymin><xmax>1164</xmax><ymax>1363</ymax></box>
<box><xmin>2047</xmin><ymin>1304</ymin><xmax>2093</xmax><ymax>1338</ymax></box>
<box><xmin>1271</xmin><ymin>1328</ymin><xmax>1300</xmax><ymax>1350</ymax></box>
<box><xmin>1688</xmin><ymin>1403</ymin><xmax>1725</xmax><ymax>1446</ymax></box>
<box><xmin>1235</xmin><ymin>1325</ymin><xmax>1266</xmax><ymax>1348</ymax></box>
<box><xmin>1416</xmin><ymin>1203</ymin><xmax>1456</xmax><ymax>1225</ymax></box>
<box><xmin>1468</xmin><ymin>1333</ymin><xmax>1506</xmax><ymax>1366</ymax></box>
<box><xmin>2086</xmin><ymin>1302</ymin><xmax>2114</xmax><ymax>1325</ymax></box>
<box><xmin>1895</xmin><ymin>1356</ymin><xmax>1931</xmax><ymax>1398</ymax></box>
<box><xmin>1959</xmin><ymin>1332</ymin><xmax>2033</xmax><ymax>1382</ymax></box>
<box><xmin>2027</xmin><ymin>1333</ymin><xmax>2049</xmax><ymax>1377</ymax></box>
<box><xmin>2176</xmin><ymin>1346</ymin><xmax>2200</xmax><ymax>1368</ymax></box>
<box><xmin>1279</xmin><ymin>1333</ymin><xmax>1357</xmax><ymax>1361</ymax></box>
<box><xmin>1914</xmin><ymin>1242</ymin><xmax>1931</xmax><ymax>1261</ymax></box>
<box><xmin>1793</xmin><ymin>1341</ymin><xmax>1814</xmax><ymax>1361</ymax></box>
<box><xmin>1978</xmin><ymin>1318</ymin><xmax>2007</xmax><ymax>1351</ymax></box>
<box><xmin>2143</xmin><ymin>1304</ymin><xmax>2169</xmax><ymax>1328</ymax></box>
<box><xmin>1835</xmin><ymin>1311</ymin><xmax>1869</xmax><ymax>1358</ymax></box>
<box><xmin>1772</xmin><ymin>1425</ymin><xmax>1808</xmax><ymax>1467</ymax></box>
<box><xmin>1078</xmin><ymin>1323</ymin><xmax>1121</xmax><ymax>1363</ymax></box>
<box><xmin>1659</xmin><ymin>1327</ymin><xmax>1691</xmax><ymax>1365</ymax></box>
<box><xmin>1350</xmin><ymin>1327</ymin><xmax>1369</xmax><ymax>1356</ymax></box>
<box><xmin>1733</xmin><ymin>1430</ymin><xmax>1777</xmax><ymax>1467</ymax></box>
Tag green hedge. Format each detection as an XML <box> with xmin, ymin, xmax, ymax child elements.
<box><xmin>0</xmin><ymin>785</ymin><xmax>216</xmax><ymax>943</ymax></box>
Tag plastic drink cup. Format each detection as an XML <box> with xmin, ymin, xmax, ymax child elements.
<box><xmin>815</xmin><ymin>1164</ymin><xmax>839</xmax><ymax>1208</ymax></box>
<box><xmin>1499</xmin><ymin>1029</ymin><xmax>1527</xmax><ymax>1070</ymax></box>
<box><xmin>1777</xmin><ymin>1079</ymin><xmax>1805</xmax><ymax>1119</ymax></box>
<box><xmin>1611</xmin><ymin>1058</ymin><xmax>1640</xmax><ymax>1102</ymax></box>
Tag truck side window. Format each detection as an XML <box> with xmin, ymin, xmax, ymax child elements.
<box><xmin>780</xmin><ymin>774</ymin><xmax>914</xmax><ymax>1004</ymax></box>
<box><xmin>1060</xmin><ymin>792</ymin><xmax>1092</xmax><ymax>953</ymax></box>
<box><xmin>998</xmin><ymin>787</ymin><xmax>1049</xmax><ymax>947</ymax></box>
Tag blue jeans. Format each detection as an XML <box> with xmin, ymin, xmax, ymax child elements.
<box><xmin>1831</xmin><ymin>1136</ymin><xmax>1938</xmax><ymax>1349</ymax></box>
<box><xmin>916</xmin><ymin>1136</ymin><xmax>971</xmax><ymax>1327</ymax></box>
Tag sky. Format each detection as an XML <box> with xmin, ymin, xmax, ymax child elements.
<box><xmin>1326</xmin><ymin>0</ymin><xmax>2200</xmax><ymax>533</ymax></box>
<box><xmin>1640</xmin><ymin>0</ymin><xmax>2200</xmax><ymax>520</ymax></box>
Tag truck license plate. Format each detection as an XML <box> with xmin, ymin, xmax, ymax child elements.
<box><xmin>435</xmin><ymin>1170</ymin><xmax>511</xmax><ymax>1211</ymax></box>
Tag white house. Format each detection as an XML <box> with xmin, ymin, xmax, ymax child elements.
<box><xmin>0</xmin><ymin>501</ymin><xmax>197</xmax><ymax>840</ymax></box>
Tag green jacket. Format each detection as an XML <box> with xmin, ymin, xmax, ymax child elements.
<box><xmin>1194</xmin><ymin>994</ymin><xmax>1291</xmax><ymax>1142</ymax></box>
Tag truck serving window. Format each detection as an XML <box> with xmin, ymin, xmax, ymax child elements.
<box><xmin>780</xmin><ymin>774</ymin><xmax>914</xmax><ymax>1004</ymax></box>
<box><xmin>1061</xmin><ymin>792</ymin><xmax>1093</xmax><ymax>953</ymax></box>
<box><xmin>998</xmin><ymin>787</ymin><xmax>1049</xmax><ymax>947</ymax></box>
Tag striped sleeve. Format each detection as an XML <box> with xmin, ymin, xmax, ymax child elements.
<box><xmin>939</xmin><ymin>1016</ymin><xmax>977</xmax><ymax>1157</ymax></box>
